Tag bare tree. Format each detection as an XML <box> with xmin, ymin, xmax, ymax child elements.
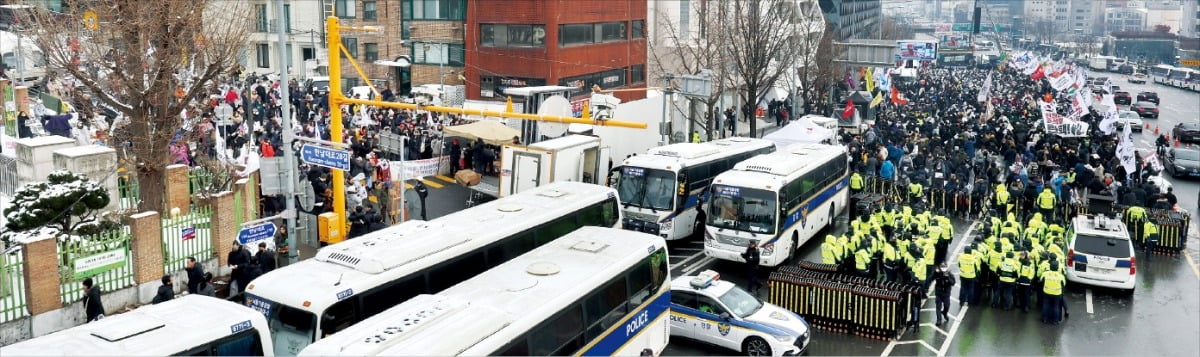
<box><xmin>879</xmin><ymin>16</ymin><xmax>914</xmax><ymax>41</ymax></box>
<box><xmin>779</xmin><ymin>3</ymin><xmax>832</xmax><ymax>117</ymax></box>
<box><xmin>724</xmin><ymin>0</ymin><xmax>801</xmax><ymax>137</ymax></box>
<box><xmin>1029</xmin><ymin>17</ymin><xmax>1057</xmax><ymax>46</ymax></box>
<box><xmin>648</xmin><ymin>0</ymin><xmax>731</xmax><ymax>139</ymax></box>
<box><xmin>27</xmin><ymin>1</ymin><xmax>250</xmax><ymax>212</ymax></box>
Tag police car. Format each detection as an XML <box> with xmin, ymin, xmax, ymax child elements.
<box><xmin>1066</xmin><ymin>215</ymin><xmax>1137</xmax><ymax>291</ymax></box>
<box><xmin>669</xmin><ymin>270</ymin><xmax>810</xmax><ymax>356</ymax></box>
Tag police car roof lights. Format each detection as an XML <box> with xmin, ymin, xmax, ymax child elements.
<box><xmin>690</xmin><ymin>270</ymin><xmax>721</xmax><ymax>289</ymax></box>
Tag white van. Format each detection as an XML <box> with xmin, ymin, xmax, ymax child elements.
<box><xmin>1</xmin><ymin>30</ymin><xmax>47</xmax><ymax>83</ymax></box>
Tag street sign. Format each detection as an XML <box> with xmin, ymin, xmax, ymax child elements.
<box><xmin>258</xmin><ymin>157</ymin><xmax>290</xmax><ymax>195</ymax></box>
<box><xmin>215</xmin><ymin>103</ymin><xmax>234</xmax><ymax>120</ymax></box>
<box><xmin>238</xmin><ymin>221</ymin><xmax>277</xmax><ymax>245</ymax></box>
<box><xmin>300</xmin><ymin>144</ymin><xmax>351</xmax><ymax>171</ymax></box>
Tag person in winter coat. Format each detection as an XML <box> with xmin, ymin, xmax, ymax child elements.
<box><xmin>255</xmin><ymin>242</ymin><xmax>277</xmax><ymax>275</ymax></box>
<box><xmin>197</xmin><ymin>273</ymin><xmax>216</xmax><ymax>297</ymax></box>
<box><xmin>152</xmin><ymin>275</ymin><xmax>175</xmax><ymax>304</ymax></box>
<box><xmin>185</xmin><ymin>257</ymin><xmax>205</xmax><ymax>294</ymax></box>
<box><xmin>227</xmin><ymin>242</ymin><xmax>253</xmax><ymax>299</ymax></box>
<box><xmin>82</xmin><ymin>278</ymin><xmax>105</xmax><ymax>322</ymax></box>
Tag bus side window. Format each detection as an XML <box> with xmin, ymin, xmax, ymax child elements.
<box><xmin>359</xmin><ymin>276</ymin><xmax>423</xmax><ymax>317</ymax></box>
<box><xmin>488</xmin><ymin>232</ymin><xmax>535</xmax><ymax>267</ymax></box>
<box><xmin>584</xmin><ymin>276</ymin><xmax>629</xmax><ymax>340</ymax></box>
<box><xmin>212</xmin><ymin>330</ymin><xmax>263</xmax><ymax>356</ymax></box>
<box><xmin>530</xmin><ymin>305</ymin><xmax>584</xmax><ymax>356</ymax></box>
<box><xmin>536</xmin><ymin>217</ymin><xmax>579</xmax><ymax>246</ymax></box>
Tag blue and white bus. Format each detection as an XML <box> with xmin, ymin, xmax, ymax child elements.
<box><xmin>703</xmin><ymin>144</ymin><xmax>849</xmax><ymax>266</ymax></box>
<box><xmin>244</xmin><ymin>182</ymin><xmax>621</xmax><ymax>355</ymax></box>
<box><xmin>612</xmin><ymin>137</ymin><xmax>776</xmax><ymax>241</ymax></box>
<box><xmin>297</xmin><ymin>226</ymin><xmax>671</xmax><ymax>356</ymax></box>
<box><xmin>1149</xmin><ymin>64</ymin><xmax>1174</xmax><ymax>85</ymax></box>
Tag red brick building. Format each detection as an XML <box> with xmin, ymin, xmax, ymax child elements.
<box><xmin>464</xmin><ymin>0</ymin><xmax>648</xmax><ymax>105</ymax></box>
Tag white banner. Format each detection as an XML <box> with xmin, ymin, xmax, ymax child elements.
<box><xmin>1039</xmin><ymin>101</ymin><xmax>1089</xmax><ymax>137</ymax></box>
<box><xmin>1068</xmin><ymin>91</ymin><xmax>1089</xmax><ymax>121</ymax></box>
<box><xmin>1098</xmin><ymin>94</ymin><xmax>1120</xmax><ymax>135</ymax></box>
<box><xmin>1117</xmin><ymin>125</ymin><xmax>1137</xmax><ymax>175</ymax></box>
<box><xmin>387</xmin><ymin>156</ymin><xmax>451</xmax><ymax>181</ymax></box>
<box><xmin>977</xmin><ymin>72</ymin><xmax>994</xmax><ymax>103</ymax></box>
<box><xmin>1143</xmin><ymin>152</ymin><xmax>1164</xmax><ymax>173</ymax></box>
<box><xmin>1047</xmin><ymin>69</ymin><xmax>1075</xmax><ymax>92</ymax></box>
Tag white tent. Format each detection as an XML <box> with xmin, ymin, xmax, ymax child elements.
<box><xmin>763</xmin><ymin>117</ymin><xmax>836</xmax><ymax>148</ymax></box>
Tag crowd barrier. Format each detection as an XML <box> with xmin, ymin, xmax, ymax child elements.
<box><xmin>1113</xmin><ymin>204</ymin><xmax>1192</xmax><ymax>255</ymax></box>
<box><xmin>768</xmin><ymin>261</ymin><xmax>921</xmax><ymax>340</ymax></box>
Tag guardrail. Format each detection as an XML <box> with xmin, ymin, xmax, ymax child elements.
<box><xmin>769</xmin><ymin>261</ymin><xmax>922</xmax><ymax>340</ymax></box>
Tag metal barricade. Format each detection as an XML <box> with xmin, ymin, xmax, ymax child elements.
<box><xmin>769</xmin><ymin>264</ymin><xmax>921</xmax><ymax>340</ymax></box>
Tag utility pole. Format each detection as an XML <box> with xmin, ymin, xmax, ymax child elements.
<box><xmin>275</xmin><ymin>0</ymin><xmax>299</xmax><ymax>263</ymax></box>
<box><xmin>660</xmin><ymin>73</ymin><xmax>674</xmax><ymax>146</ymax></box>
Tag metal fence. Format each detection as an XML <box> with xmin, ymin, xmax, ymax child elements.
<box><xmin>117</xmin><ymin>172</ymin><xmax>140</xmax><ymax>211</ymax></box>
<box><xmin>0</xmin><ymin>248</ymin><xmax>28</xmax><ymax>323</ymax></box>
<box><xmin>161</xmin><ymin>205</ymin><xmax>215</xmax><ymax>274</ymax></box>
<box><xmin>59</xmin><ymin>227</ymin><xmax>135</xmax><ymax>305</ymax></box>
<box><xmin>1</xmin><ymin>155</ymin><xmax>18</xmax><ymax>197</ymax></box>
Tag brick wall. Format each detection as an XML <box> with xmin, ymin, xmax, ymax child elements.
<box><xmin>335</xmin><ymin>0</ymin><xmax>406</xmax><ymax>88</ymax></box>
<box><xmin>128</xmin><ymin>212</ymin><xmax>164</xmax><ymax>285</ymax></box>
<box><xmin>22</xmin><ymin>235</ymin><xmax>61</xmax><ymax>315</ymax></box>
<box><xmin>406</xmin><ymin>20</ymin><xmax>466</xmax><ymax>87</ymax></box>
<box><xmin>210</xmin><ymin>192</ymin><xmax>237</xmax><ymax>266</ymax></box>
<box><xmin>164</xmin><ymin>165</ymin><xmax>190</xmax><ymax>216</ymax></box>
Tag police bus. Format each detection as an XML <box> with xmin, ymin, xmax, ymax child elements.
<box><xmin>297</xmin><ymin>226</ymin><xmax>671</xmax><ymax>356</ymax></box>
<box><xmin>703</xmin><ymin>144</ymin><xmax>849</xmax><ymax>266</ymax></box>
<box><xmin>0</xmin><ymin>295</ymin><xmax>273</xmax><ymax>356</ymax></box>
<box><xmin>1149</xmin><ymin>64</ymin><xmax>1174</xmax><ymax>85</ymax></box>
<box><xmin>612</xmin><ymin>137</ymin><xmax>776</xmax><ymax>241</ymax></box>
<box><xmin>1168</xmin><ymin>67</ymin><xmax>1200</xmax><ymax>91</ymax></box>
<box><xmin>243</xmin><ymin>182</ymin><xmax>622</xmax><ymax>355</ymax></box>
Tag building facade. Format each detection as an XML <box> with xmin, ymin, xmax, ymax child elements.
<box><xmin>245</xmin><ymin>0</ymin><xmax>324</xmax><ymax>82</ymax></box>
<box><xmin>1106</xmin><ymin>5</ymin><xmax>1149</xmax><ymax>33</ymax></box>
<box><xmin>463</xmin><ymin>0</ymin><xmax>648</xmax><ymax>103</ymax></box>
<box><xmin>818</xmin><ymin>0</ymin><xmax>881</xmax><ymax>41</ymax></box>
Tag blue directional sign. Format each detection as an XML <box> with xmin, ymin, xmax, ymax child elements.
<box><xmin>237</xmin><ymin>222</ymin><xmax>277</xmax><ymax>245</ymax></box>
<box><xmin>300</xmin><ymin>144</ymin><xmax>351</xmax><ymax>171</ymax></box>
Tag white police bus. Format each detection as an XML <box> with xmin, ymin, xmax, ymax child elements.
<box><xmin>243</xmin><ymin>182</ymin><xmax>621</xmax><ymax>355</ymax></box>
<box><xmin>704</xmin><ymin>144</ymin><xmax>849</xmax><ymax>266</ymax></box>
<box><xmin>1149</xmin><ymin>64</ymin><xmax>1174</xmax><ymax>85</ymax></box>
<box><xmin>297</xmin><ymin>226</ymin><xmax>671</xmax><ymax>356</ymax></box>
<box><xmin>612</xmin><ymin>138</ymin><xmax>776</xmax><ymax>241</ymax></box>
<box><xmin>0</xmin><ymin>295</ymin><xmax>273</xmax><ymax>356</ymax></box>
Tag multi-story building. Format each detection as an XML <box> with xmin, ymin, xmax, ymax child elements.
<box><xmin>463</xmin><ymin>0</ymin><xmax>648</xmax><ymax>103</ymax></box>
<box><xmin>818</xmin><ymin>0</ymin><xmax>882</xmax><ymax>41</ymax></box>
<box><xmin>245</xmin><ymin>1</ymin><xmax>324</xmax><ymax>81</ymax></box>
<box><xmin>1106</xmin><ymin>5</ymin><xmax>1149</xmax><ymax>33</ymax></box>
<box><xmin>328</xmin><ymin>0</ymin><xmax>465</xmax><ymax>92</ymax></box>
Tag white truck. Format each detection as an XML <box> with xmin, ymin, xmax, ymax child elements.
<box><xmin>497</xmin><ymin>134</ymin><xmax>608</xmax><ymax>197</ymax></box>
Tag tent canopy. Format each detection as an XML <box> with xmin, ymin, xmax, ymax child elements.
<box><xmin>443</xmin><ymin>120</ymin><xmax>521</xmax><ymax>146</ymax></box>
<box><xmin>763</xmin><ymin>117</ymin><xmax>836</xmax><ymax>148</ymax></box>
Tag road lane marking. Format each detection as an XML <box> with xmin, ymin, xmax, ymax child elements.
<box><xmin>669</xmin><ymin>252</ymin><xmax>704</xmax><ymax>270</ymax></box>
<box><xmin>433</xmin><ymin>175</ymin><xmax>456</xmax><ymax>184</ymax></box>
<box><xmin>421</xmin><ymin>179</ymin><xmax>444</xmax><ymax>189</ymax></box>
<box><xmin>681</xmin><ymin>256</ymin><xmax>717</xmax><ymax>276</ymax></box>
<box><xmin>1184</xmin><ymin>251</ymin><xmax>1200</xmax><ymax>279</ymax></box>
<box><xmin>1086</xmin><ymin>289</ymin><xmax>1094</xmax><ymax>314</ymax></box>
<box><xmin>883</xmin><ymin>221</ymin><xmax>979</xmax><ymax>357</ymax></box>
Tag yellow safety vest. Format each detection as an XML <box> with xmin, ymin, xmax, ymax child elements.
<box><xmin>1144</xmin><ymin>222</ymin><xmax>1159</xmax><ymax>239</ymax></box>
<box><xmin>692</xmin><ymin>132</ymin><xmax>701</xmax><ymax>143</ymax></box>
<box><xmin>911</xmin><ymin>258</ymin><xmax>927</xmax><ymax>282</ymax></box>
<box><xmin>959</xmin><ymin>253</ymin><xmax>979</xmax><ymax>279</ymax></box>
<box><xmin>855</xmin><ymin>250</ymin><xmax>871</xmax><ymax>270</ymax></box>
<box><xmin>1043</xmin><ymin>271</ymin><xmax>1065</xmax><ymax>295</ymax></box>
<box><xmin>851</xmin><ymin>173</ymin><xmax>864</xmax><ymax>190</ymax></box>
<box><xmin>995</xmin><ymin>189</ymin><xmax>1010</xmax><ymax>204</ymax></box>
<box><xmin>1020</xmin><ymin>262</ymin><xmax>1036</xmax><ymax>280</ymax></box>
<box><xmin>999</xmin><ymin>259</ymin><xmax>1019</xmax><ymax>283</ymax></box>
<box><xmin>821</xmin><ymin>241</ymin><xmax>839</xmax><ymax>264</ymax></box>
<box><xmin>909</xmin><ymin>182</ymin><xmax>923</xmax><ymax>196</ymax></box>
<box><xmin>1127</xmin><ymin>206</ymin><xmax>1147</xmax><ymax>221</ymax></box>
<box><xmin>1037</xmin><ymin>191</ymin><xmax>1056</xmax><ymax>209</ymax></box>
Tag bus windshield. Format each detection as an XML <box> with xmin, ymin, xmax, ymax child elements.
<box><xmin>617</xmin><ymin>166</ymin><xmax>676</xmax><ymax>211</ymax></box>
<box><xmin>707</xmin><ymin>186</ymin><xmax>777</xmax><ymax>235</ymax></box>
<box><xmin>268</xmin><ymin>303</ymin><xmax>317</xmax><ymax>355</ymax></box>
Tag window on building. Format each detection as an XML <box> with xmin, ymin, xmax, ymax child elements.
<box><xmin>256</xmin><ymin>43</ymin><xmax>270</xmax><ymax>68</ymax></box>
<box><xmin>405</xmin><ymin>0</ymin><xmax>466</xmax><ymax>20</ymax></box>
<box><xmin>629</xmin><ymin>64</ymin><xmax>645</xmax><ymax>84</ymax></box>
<box><xmin>364</xmin><ymin>1</ymin><xmax>377</xmax><ymax>20</ymax></box>
<box><xmin>597</xmin><ymin>22</ymin><xmax>626</xmax><ymax>42</ymax></box>
<box><xmin>302</xmin><ymin>47</ymin><xmax>316</xmax><ymax>61</ymax></box>
<box><xmin>481</xmin><ymin>24</ymin><xmax>546</xmax><ymax>48</ymax></box>
<box><xmin>632</xmin><ymin>20</ymin><xmax>645</xmax><ymax>39</ymax></box>
<box><xmin>559</xmin><ymin>24</ymin><xmax>595</xmax><ymax>46</ymax></box>
<box><xmin>336</xmin><ymin>0</ymin><xmax>356</xmax><ymax>18</ymax></box>
<box><xmin>342</xmin><ymin>37</ymin><xmax>358</xmax><ymax>58</ymax></box>
<box><xmin>255</xmin><ymin>4</ymin><xmax>268</xmax><ymax>32</ymax></box>
<box><xmin>364</xmin><ymin>43</ymin><xmax>378</xmax><ymax>61</ymax></box>
<box><xmin>679</xmin><ymin>0</ymin><xmax>691</xmax><ymax>41</ymax></box>
<box><xmin>284</xmin><ymin>4</ymin><xmax>292</xmax><ymax>33</ymax></box>
<box><xmin>412</xmin><ymin>42</ymin><xmax>465</xmax><ymax>66</ymax></box>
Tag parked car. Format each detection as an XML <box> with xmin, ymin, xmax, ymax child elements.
<box><xmin>1163</xmin><ymin>148</ymin><xmax>1200</xmax><ymax>178</ymax></box>
<box><xmin>1114</xmin><ymin>91</ymin><xmax>1132</xmax><ymax>105</ymax></box>
<box><xmin>1136</xmin><ymin>91</ymin><xmax>1159</xmax><ymax>105</ymax></box>
<box><xmin>1132</xmin><ymin>101</ymin><xmax>1159</xmax><ymax>118</ymax></box>
<box><xmin>1117</xmin><ymin>110</ymin><xmax>1144</xmax><ymax>132</ymax></box>
<box><xmin>1173</xmin><ymin>122</ymin><xmax>1200</xmax><ymax>144</ymax></box>
<box><xmin>1127</xmin><ymin>73</ymin><xmax>1148</xmax><ymax>84</ymax></box>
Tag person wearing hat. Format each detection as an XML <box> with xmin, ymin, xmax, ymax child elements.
<box><xmin>1041</xmin><ymin>260</ymin><xmax>1066</xmax><ymax>324</ymax></box>
<box><xmin>227</xmin><ymin>241</ymin><xmax>253</xmax><ymax>301</ymax></box>
<box><xmin>996</xmin><ymin>251</ymin><xmax>1019</xmax><ymax>310</ymax></box>
<box><xmin>933</xmin><ymin>263</ymin><xmax>955</xmax><ymax>325</ymax></box>
<box><xmin>958</xmin><ymin>245</ymin><xmax>980</xmax><ymax>306</ymax></box>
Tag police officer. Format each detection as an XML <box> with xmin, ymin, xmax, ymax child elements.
<box><xmin>691</xmin><ymin>130</ymin><xmax>701</xmax><ymax>143</ymax></box>
<box><xmin>958</xmin><ymin>246</ymin><xmax>979</xmax><ymax>306</ymax></box>
<box><xmin>933</xmin><ymin>264</ymin><xmax>955</xmax><ymax>325</ymax></box>
<box><xmin>741</xmin><ymin>241</ymin><xmax>762</xmax><ymax>293</ymax></box>
<box><xmin>1036</xmin><ymin>188</ymin><xmax>1056</xmax><ymax>222</ymax></box>
<box><xmin>907</xmin><ymin>247</ymin><xmax>928</xmax><ymax>331</ymax></box>
<box><xmin>994</xmin><ymin>184</ymin><xmax>1011</xmax><ymax>216</ymax></box>
<box><xmin>1127</xmin><ymin>205</ymin><xmax>1148</xmax><ymax>243</ymax></box>
<box><xmin>821</xmin><ymin>235</ymin><xmax>841</xmax><ymax>266</ymax></box>
<box><xmin>1041</xmin><ymin>261</ymin><xmax>1066</xmax><ymax>325</ymax></box>
<box><xmin>854</xmin><ymin>246</ymin><xmax>872</xmax><ymax>278</ymax></box>
<box><xmin>909</xmin><ymin>180</ymin><xmax>924</xmax><ymax>206</ymax></box>
<box><xmin>996</xmin><ymin>251</ymin><xmax>1018</xmax><ymax>310</ymax></box>
<box><xmin>1017</xmin><ymin>252</ymin><xmax>1036</xmax><ymax>312</ymax></box>
<box><xmin>883</xmin><ymin>238</ymin><xmax>899</xmax><ymax>282</ymax></box>
<box><xmin>1143</xmin><ymin>220</ymin><xmax>1160</xmax><ymax>261</ymax></box>
<box><xmin>850</xmin><ymin>170</ymin><xmax>865</xmax><ymax>219</ymax></box>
